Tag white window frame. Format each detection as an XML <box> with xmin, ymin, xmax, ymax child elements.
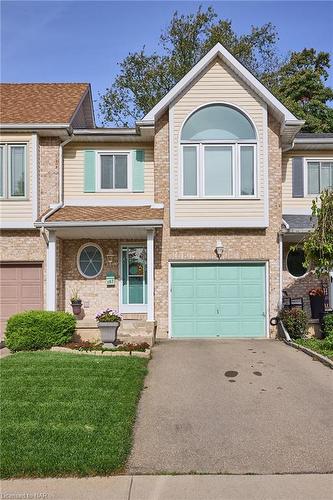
<box><xmin>119</xmin><ymin>244</ymin><xmax>147</xmax><ymax>313</ymax></box>
<box><xmin>96</xmin><ymin>151</ymin><xmax>132</xmax><ymax>192</ymax></box>
<box><xmin>77</xmin><ymin>243</ymin><xmax>104</xmax><ymax>279</ymax></box>
<box><xmin>304</xmin><ymin>158</ymin><xmax>333</xmax><ymax>196</ymax></box>
<box><xmin>180</xmin><ymin>141</ymin><xmax>257</xmax><ymax>199</ymax></box>
<box><xmin>0</xmin><ymin>143</ymin><xmax>28</xmax><ymax>199</ymax></box>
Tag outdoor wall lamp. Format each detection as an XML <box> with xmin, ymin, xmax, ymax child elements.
<box><xmin>215</xmin><ymin>240</ymin><xmax>224</xmax><ymax>260</ymax></box>
<box><xmin>106</xmin><ymin>249</ymin><xmax>115</xmax><ymax>264</ymax></box>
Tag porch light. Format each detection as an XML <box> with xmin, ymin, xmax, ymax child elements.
<box><xmin>106</xmin><ymin>249</ymin><xmax>115</xmax><ymax>264</ymax></box>
<box><xmin>215</xmin><ymin>240</ymin><xmax>224</xmax><ymax>259</ymax></box>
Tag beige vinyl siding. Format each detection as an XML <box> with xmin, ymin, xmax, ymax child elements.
<box><xmin>0</xmin><ymin>134</ymin><xmax>33</xmax><ymax>224</ymax></box>
<box><xmin>63</xmin><ymin>142</ymin><xmax>154</xmax><ymax>202</ymax></box>
<box><xmin>283</xmin><ymin>149</ymin><xmax>333</xmax><ymax>213</ymax></box>
<box><xmin>171</xmin><ymin>58</ymin><xmax>266</xmax><ymax>225</ymax></box>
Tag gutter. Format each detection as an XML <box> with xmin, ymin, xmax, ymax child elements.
<box><xmin>35</xmin><ymin>220</ymin><xmax>164</xmax><ymax>229</ymax></box>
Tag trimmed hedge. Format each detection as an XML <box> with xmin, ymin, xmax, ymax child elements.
<box><xmin>279</xmin><ymin>308</ymin><xmax>308</xmax><ymax>339</ymax></box>
<box><xmin>5</xmin><ymin>311</ymin><xmax>76</xmax><ymax>352</ymax></box>
<box><xmin>322</xmin><ymin>313</ymin><xmax>333</xmax><ymax>338</ymax></box>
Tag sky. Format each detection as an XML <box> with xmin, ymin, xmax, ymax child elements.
<box><xmin>1</xmin><ymin>0</ymin><xmax>333</xmax><ymax>123</ymax></box>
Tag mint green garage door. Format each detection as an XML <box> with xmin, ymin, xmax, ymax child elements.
<box><xmin>171</xmin><ymin>263</ymin><xmax>266</xmax><ymax>338</ymax></box>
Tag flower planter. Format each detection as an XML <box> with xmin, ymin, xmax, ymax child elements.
<box><xmin>97</xmin><ymin>321</ymin><xmax>120</xmax><ymax>347</ymax></box>
<box><xmin>71</xmin><ymin>301</ymin><xmax>82</xmax><ymax>316</ymax></box>
<box><xmin>309</xmin><ymin>295</ymin><xmax>325</xmax><ymax>319</ymax></box>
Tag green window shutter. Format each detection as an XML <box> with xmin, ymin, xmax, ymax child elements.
<box><xmin>132</xmin><ymin>150</ymin><xmax>145</xmax><ymax>192</ymax></box>
<box><xmin>84</xmin><ymin>150</ymin><xmax>96</xmax><ymax>192</ymax></box>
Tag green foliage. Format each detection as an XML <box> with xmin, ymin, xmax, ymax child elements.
<box><xmin>0</xmin><ymin>352</ymin><xmax>148</xmax><ymax>478</ymax></box>
<box><xmin>5</xmin><ymin>311</ymin><xmax>76</xmax><ymax>352</ymax></box>
<box><xmin>303</xmin><ymin>190</ymin><xmax>333</xmax><ymax>276</ymax></box>
<box><xmin>322</xmin><ymin>313</ymin><xmax>333</xmax><ymax>338</ymax></box>
<box><xmin>99</xmin><ymin>7</ymin><xmax>281</xmax><ymax>126</ymax></box>
<box><xmin>295</xmin><ymin>338</ymin><xmax>333</xmax><ymax>360</ymax></box>
<box><xmin>266</xmin><ymin>49</ymin><xmax>333</xmax><ymax>132</ymax></box>
<box><xmin>279</xmin><ymin>308</ymin><xmax>308</xmax><ymax>339</ymax></box>
<box><xmin>99</xmin><ymin>7</ymin><xmax>333</xmax><ymax>132</ymax></box>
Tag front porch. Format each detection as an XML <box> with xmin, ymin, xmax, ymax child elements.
<box><xmin>36</xmin><ymin>205</ymin><xmax>163</xmax><ymax>345</ymax></box>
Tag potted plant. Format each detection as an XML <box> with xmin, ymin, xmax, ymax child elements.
<box><xmin>95</xmin><ymin>308</ymin><xmax>122</xmax><ymax>346</ymax></box>
<box><xmin>309</xmin><ymin>288</ymin><xmax>325</xmax><ymax>319</ymax></box>
<box><xmin>70</xmin><ymin>288</ymin><xmax>82</xmax><ymax>315</ymax></box>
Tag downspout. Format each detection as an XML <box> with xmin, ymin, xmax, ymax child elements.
<box><xmin>40</xmin><ymin>131</ymin><xmax>73</xmax><ymax>242</ymax></box>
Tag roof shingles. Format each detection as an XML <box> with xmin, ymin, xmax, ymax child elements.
<box><xmin>42</xmin><ymin>206</ymin><xmax>164</xmax><ymax>223</ymax></box>
<box><xmin>0</xmin><ymin>83</ymin><xmax>89</xmax><ymax>124</ymax></box>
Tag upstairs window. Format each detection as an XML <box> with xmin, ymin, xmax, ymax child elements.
<box><xmin>307</xmin><ymin>160</ymin><xmax>333</xmax><ymax>195</ymax></box>
<box><xmin>0</xmin><ymin>144</ymin><xmax>27</xmax><ymax>198</ymax></box>
<box><xmin>98</xmin><ymin>152</ymin><xmax>129</xmax><ymax>191</ymax></box>
<box><xmin>180</xmin><ymin>104</ymin><xmax>257</xmax><ymax>198</ymax></box>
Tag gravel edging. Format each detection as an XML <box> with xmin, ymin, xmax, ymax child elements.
<box><xmin>50</xmin><ymin>346</ymin><xmax>151</xmax><ymax>358</ymax></box>
<box><xmin>283</xmin><ymin>340</ymin><xmax>333</xmax><ymax>369</ymax></box>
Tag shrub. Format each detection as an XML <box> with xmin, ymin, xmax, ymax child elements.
<box><xmin>322</xmin><ymin>313</ymin><xmax>333</xmax><ymax>338</ymax></box>
<box><xmin>279</xmin><ymin>308</ymin><xmax>308</xmax><ymax>339</ymax></box>
<box><xmin>5</xmin><ymin>311</ymin><xmax>76</xmax><ymax>352</ymax></box>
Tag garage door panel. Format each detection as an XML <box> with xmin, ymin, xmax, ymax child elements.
<box><xmin>196</xmin><ymin>285</ymin><xmax>216</xmax><ymax>298</ymax></box>
<box><xmin>173</xmin><ymin>285</ymin><xmax>194</xmax><ymax>298</ymax></box>
<box><xmin>171</xmin><ymin>263</ymin><xmax>266</xmax><ymax>338</ymax></box>
<box><xmin>0</xmin><ymin>263</ymin><xmax>43</xmax><ymax>336</ymax></box>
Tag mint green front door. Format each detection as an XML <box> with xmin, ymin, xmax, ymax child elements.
<box><xmin>171</xmin><ymin>263</ymin><xmax>266</xmax><ymax>338</ymax></box>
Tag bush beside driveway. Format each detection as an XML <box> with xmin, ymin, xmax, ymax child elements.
<box><xmin>0</xmin><ymin>352</ymin><xmax>148</xmax><ymax>479</ymax></box>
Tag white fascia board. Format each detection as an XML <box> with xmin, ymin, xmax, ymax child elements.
<box><xmin>0</xmin><ymin>123</ymin><xmax>70</xmax><ymax>129</ymax></box>
<box><xmin>73</xmin><ymin>128</ymin><xmax>137</xmax><ymax>135</ymax></box>
<box><xmin>63</xmin><ymin>199</ymin><xmax>162</xmax><ymax>207</ymax></box>
<box><xmin>1</xmin><ymin>222</ymin><xmax>35</xmax><ymax>229</ymax></box>
<box><xmin>294</xmin><ymin>138</ymin><xmax>333</xmax><ymax>145</ymax></box>
<box><xmin>142</xmin><ymin>43</ymin><xmax>300</xmax><ymax>124</ymax></box>
<box><xmin>35</xmin><ymin>220</ymin><xmax>164</xmax><ymax>228</ymax></box>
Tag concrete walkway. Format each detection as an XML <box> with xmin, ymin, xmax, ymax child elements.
<box><xmin>1</xmin><ymin>474</ymin><xmax>332</xmax><ymax>500</ymax></box>
<box><xmin>127</xmin><ymin>340</ymin><xmax>333</xmax><ymax>474</ymax></box>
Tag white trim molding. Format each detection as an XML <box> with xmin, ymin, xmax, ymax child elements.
<box><xmin>46</xmin><ymin>230</ymin><xmax>57</xmax><ymax>311</ymax></box>
<box><xmin>31</xmin><ymin>133</ymin><xmax>38</xmax><ymax>223</ymax></box>
<box><xmin>147</xmin><ymin>229</ymin><xmax>155</xmax><ymax>321</ymax></box>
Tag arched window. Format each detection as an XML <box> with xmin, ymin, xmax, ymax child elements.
<box><xmin>181</xmin><ymin>104</ymin><xmax>257</xmax><ymax>198</ymax></box>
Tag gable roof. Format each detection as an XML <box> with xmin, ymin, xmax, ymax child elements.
<box><xmin>0</xmin><ymin>83</ymin><xmax>93</xmax><ymax>126</ymax></box>
<box><xmin>141</xmin><ymin>43</ymin><xmax>303</xmax><ymax>129</ymax></box>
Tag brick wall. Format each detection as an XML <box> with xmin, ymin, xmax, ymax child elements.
<box><xmin>153</xmin><ymin>111</ymin><xmax>282</xmax><ymax>338</ymax></box>
<box><xmin>39</xmin><ymin>137</ymin><xmax>60</xmax><ymax>215</ymax></box>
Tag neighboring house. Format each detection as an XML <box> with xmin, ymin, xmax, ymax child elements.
<box><xmin>0</xmin><ymin>44</ymin><xmax>332</xmax><ymax>342</ymax></box>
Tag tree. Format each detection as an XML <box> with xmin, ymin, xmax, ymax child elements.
<box><xmin>99</xmin><ymin>7</ymin><xmax>281</xmax><ymax>126</ymax></box>
<box><xmin>303</xmin><ymin>190</ymin><xmax>333</xmax><ymax>277</ymax></box>
<box><xmin>99</xmin><ymin>7</ymin><xmax>333</xmax><ymax>132</ymax></box>
<box><xmin>266</xmin><ymin>49</ymin><xmax>333</xmax><ymax>132</ymax></box>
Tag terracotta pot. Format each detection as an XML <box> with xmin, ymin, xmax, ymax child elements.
<box><xmin>71</xmin><ymin>301</ymin><xmax>82</xmax><ymax>315</ymax></box>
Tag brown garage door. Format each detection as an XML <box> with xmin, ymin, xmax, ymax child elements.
<box><xmin>0</xmin><ymin>263</ymin><xmax>43</xmax><ymax>336</ymax></box>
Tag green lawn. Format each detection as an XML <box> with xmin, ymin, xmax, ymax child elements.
<box><xmin>0</xmin><ymin>352</ymin><xmax>148</xmax><ymax>479</ymax></box>
<box><xmin>295</xmin><ymin>338</ymin><xmax>333</xmax><ymax>360</ymax></box>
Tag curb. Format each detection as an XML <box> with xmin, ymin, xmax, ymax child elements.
<box><xmin>283</xmin><ymin>340</ymin><xmax>333</xmax><ymax>369</ymax></box>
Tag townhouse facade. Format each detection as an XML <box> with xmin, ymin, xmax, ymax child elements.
<box><xmin>1</xmin><ymin>44</ymin><xmax>332</xmax><ymax>342</ymax></box>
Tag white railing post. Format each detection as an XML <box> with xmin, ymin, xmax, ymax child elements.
<box><xmin>147</xmin><ymin>229</ymin><xmax>155</xmax><ymax>321</ymax></box>
<box><xmin>46</xmin><ymin>231</ymin><xmax>57</xmax><ymax>311</ymax></box>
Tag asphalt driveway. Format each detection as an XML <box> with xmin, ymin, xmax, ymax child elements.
<box><xmin>127</xmin><ymin>340</ymin><xmax>333</xmax><ymax>474</ymax></box>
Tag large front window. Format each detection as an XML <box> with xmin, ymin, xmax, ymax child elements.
<box><xmin>307</xmin><ymin>160</ymin><xmax>333</xmax><ymax>195</ymax></box>
<box><xmin>121</xmin><ymin>246</ymin><xmax>147</xmax><ymax>308</ymax></box>
<box><xmin>181</xmin><ymin>104</ymin><xmax>257</xmax><ymax>198</ymax></box>
<box><xmin>0</xmin><ymin>143</ymin><xmax>27</xmax><ymax>198</ymax></box>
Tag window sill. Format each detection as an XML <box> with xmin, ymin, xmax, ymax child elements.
<box><xmin>178</xmin><ymin>196</ymin><xmax>261</xmax><ymax>201</ymax></box>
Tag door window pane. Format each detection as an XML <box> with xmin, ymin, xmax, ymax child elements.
<box><xmin>101</xmin><ymin>155</ymin><xmax>113</xmax><ymax>189</ymax></box>
<box><xmin>240</xmin><ymin>146</ymin><xmax>255</xmax><ymax>195</ymax></box>
<box><xmin>308</xmin><ymin>162</ymin><xmax>320</xmax><ymax>194</ymax></box>
<box><xmin>10</xmin><ymin>146</ymin><xmax>25</xmax><ymax>196</ymax></box>
<box><xmin>183</xmin><ymin>146</ymin><xmax>197</xmax><ymax>195</ymax></box>
<box><xmin>114</xmin><ymin>155</ymin><xmax>128</xmax><ymax>188</ymax></box>
<box><xmin>122</xmin><ymin>247</ymin><xmax>147</xmax><ymax>305</ymax></box>
<box><xmin>204</xmin><ymin>146</ymin><xmax>233</xmax><ymax>196</ymax></box>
